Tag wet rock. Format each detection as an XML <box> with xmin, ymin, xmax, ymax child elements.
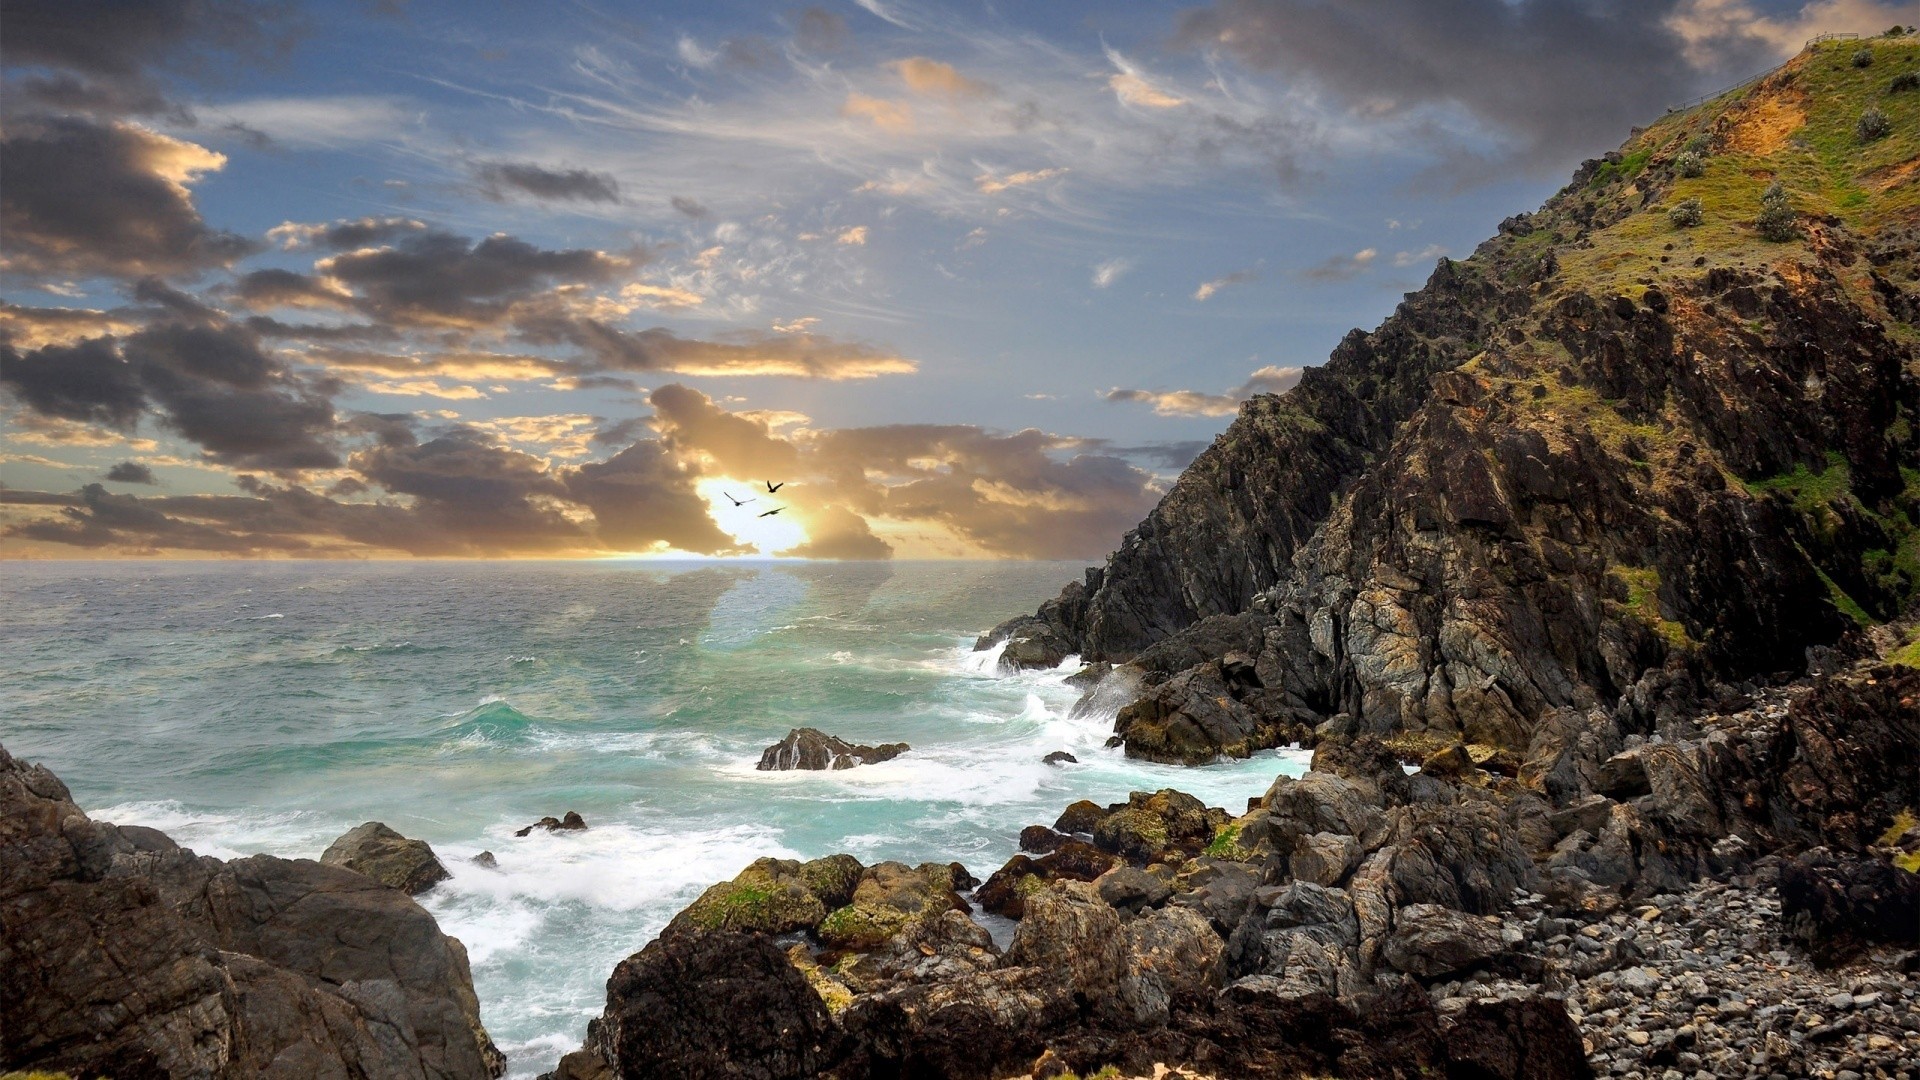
<box><xmin>471</xmin><ymin>850</ymin><xmax>498</xmax><ymax>870</ymax></box>
<box><xmin>1113</xmin><ymin>660</ymin><xmax>1281</xmax><ymax>764</ymax></box>
<box><xmin>1041</xmin><ymin>751</ymin><xmax>1078</xmax><ymax>766</ymax></box>
<box><xmin>320</xmin><ymin>820</ymin><xmax>451</xmax><ymax>895</ymax></box>
<box><xmin>977</xmin><ymin>615</ymin><xmax>1074</xmax><ymax>671</ymax></box>
<box><xmin>582</xmin><ymin>929</ymin><xmax>842</xmax><ymax>1080</ymax></box>
<box><xmin>1091</xmin><ymin>789</ymin><xmax>1216</xmax><ymax>863</ymax></box>
<box><xmin>1063</xmin><ymin>662</ymin><xmax>1111</xmax><ymax>690</ymax></box>
<box><xmin>757</xmin><ymin>727</ymin><xmax>909</xmax><ymax>771</ymax></box>
<box><xmin>1053</xmin><ymin>799</ymin><xmax>1107</xmax><ymax>835</ymax></box>
<box><xmin>1020</xmin><ymin>825</ymin><xmax>1067</xmax><ymax>853</ymax></box>
<box><xmin>515</xmin><ymin>810</ymin><xmax>588</xmax><ymax>836</ymax></box>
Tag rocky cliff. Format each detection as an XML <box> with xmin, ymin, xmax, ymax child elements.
<box><xmin>988</xmin><ymin>36</ymin><xmax>1920</xmax><ymax>767</ymax></box>
<box><xmin>0</xmin><ymin>742</ymin><xmax>504</xmax><ymax>1080</ymax></box>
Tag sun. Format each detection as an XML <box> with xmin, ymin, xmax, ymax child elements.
<box><xmin>697</xmin><ymin>477</ymin><xmax>809</xmax><ymax>555</ymax></box>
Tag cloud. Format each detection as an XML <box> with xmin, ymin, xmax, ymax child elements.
<box><xmin>1391</xmin><ymin>243</ymin><xmax>1449</xmax><ymax>267</ymax></box>
<box><xmin>974</xmin><ymin>167</ymin><xmax>1068</xmax><ymax>194</ymax></box>
<box><xmin>1105</xmin><ymin>364</ymin><xmax>1303</xmax><ymax>417</ymax></box>
<box><xmin>227</xmin><ymin>267</ymin><xmax>355</xmax><ymax>310</ymax></box>
<box><xmin>3</xmin><ymin>301</ymin><xmax>341</xmax><ymax>474</ymax></box>
<box><xmin>1092</xmin><ymin>258</ymin><xmax>1132</xmax><ymax>289</ymax></box>
<box><xmin>104</xmin><ymin>461</ymin><xmax>158</xmax><ymax>484</ymax></box>
<box><xmin>670</xmin><ymin>196</ymin><xmax>711</xmax><ymax>218</ymax></box>
<box><xmin>841</xmin><ymin>92</ymin><xmax>915</xmax><ymax>133</ymax></box>
<box><xmin>0</xmin><ymin>0</ymin><xmax>300</xmax><ymax>118</ymax></box>
<box><xmin>316</xmin><ymin>230</ymin><xmax>629</xmax><ymax>328</ymax></box>
<box><xmin>197</xmin><ymin>95</ymin><xmax>416</xmax><ymax>148</ymax></box>
<box><xmin>0</xmin><ymin>116</ymin><xmax>257</xmax><ymax>280</ymax></box>
<box><xmin>1174</xmin><ymin>0</ymin><xmax>1912</xmax><ymax>174</ymax></box>
<box><xmin>534</xmin><ymin>322</ymin><xmax>918</xmax><ymax>379</ymax></box>
<box><xmin>474</xmin><ymin>161</ymin><xmax>622</xmax><ymax>203</ymax></box>
<box><xmin>1300</xmin><ymin>247</ymin><xmax>1377</xmax><ymax>282</ymax></box>
<box><xmin>562</xmin><ymin>439</ymin><xmax>740</xmax><ymax>554</ymax></box>
<box><xmin>1193</xmin><ymin>267</ymin><xmax>1259</xmax><ymax>301</ymax></box>
<box><xmin>1105</xmin><ymin>48</ymin><xmax>1187</xmax><ymax>109</ymax></box>
<box><xmin>835</xmin><ymin>226</ymin><xmax>870</xmax><ymax>246</ymax></box>
<box><xmin>781</xmin><ymin>504</ymin><xmax>892</xmax><ymax>559</ymax></box>
<box><xmin>268</xmin><ymin>216</ymin><xmax>427</xmax><ymax>250</ymax></box>
<box><xmin>889</xmin><ymin>57</ymin><xmax>991</xmax><ymax>99</ymax></box>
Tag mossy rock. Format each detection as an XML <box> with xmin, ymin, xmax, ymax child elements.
<box><xmin>1053</xmin><ymin>799</ymin><xmax>1107</xmax><ymax>835</ymax></box>
<box><xmin>1203</xmin><ymin>822</ymin><xmax>1252</xmax><ymax>860</ymax></box>
<box><xmin>799</xmin><ymin>854</ymin><xmax>865</xmax><ymax>910</ymax></box>
<box><xmin>815</xmin><ymin>902</ymin><xmax>914</xmax><ymax>949</ymax></box>
<box><xmin>1093</xmin><ymin>807</ymin><xmax>1171</xmax><ymax>862</ymax></box>
<box><xmin>668</xmin><ymin>857</ymin><xmax>827</xmax><ymax>934</ymax></box>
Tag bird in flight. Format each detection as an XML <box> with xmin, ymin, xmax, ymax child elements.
<box><xmin>723</xmin><ymin>491</ymin><xmax>755</xmax><ymax>507</ymax></box>
<box><xmin>765</xmin><ymin>480</ymin><xmax>785</xmax><ymax>493</ymax></box>
<box><xmin>758</xmin><ymin>507</ymin><xmax>785</xmax><ymax>518</ymax></box>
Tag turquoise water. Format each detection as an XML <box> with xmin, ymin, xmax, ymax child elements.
<box><xmin>0</xmin><ymin>560</ymin><xmax>1308</xmax><ymax>1076</ymax></box>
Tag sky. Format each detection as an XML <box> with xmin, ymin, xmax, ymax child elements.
<box><xmin>3</xmin><ymin>0</ymin><xmax>1915</xmax><ymax>559</ymax></box>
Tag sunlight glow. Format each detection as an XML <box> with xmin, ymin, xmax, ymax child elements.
<box><xmin>697</xmin><ymin>477</ymin><xmax>809</xmax><ymax>554</ymax></box>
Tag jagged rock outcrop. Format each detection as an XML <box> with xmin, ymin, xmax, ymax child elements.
<box><xmin>991</xmin><ymin>40</ymin><xmax>1920</xmax><ymax>767</ymax></box>
<box><xmin>321</xmin><ymin>819</ymin><xmax>452</xmax><ymax>895</ymax></box>
<box><xmin>516</xmin><ymin>810</ymin><xmax>588</xmax><ymax>835</ymax></box>
<box><xmin>0</xmin><ymin>742</ymin><xmax>505</xmax><ymax>1079</ymax></box>
<box><xmin>757</xmin><ymin>727</ymin><xmax>909</xmax><ymax>771</ymax></box>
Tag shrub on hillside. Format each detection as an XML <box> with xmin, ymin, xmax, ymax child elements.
<box><xmin>1756</xmin><ymin>181</ymin><xmax>1799</xmax><ymax>242</ymax></box>
<box><xmin>1854</xmin><ymin>47</ymin><xmax>1875</xmax><ymax>68</ymax></box>
<box><xmin>1858</xmin><ymin>106</ymin><xmax>1893</xmax><ymax>142</ymax></box>
<box><xmin>1891</xmin><ymin>71</ymin><xmax>1920</xmax><ymax>92</ymax></box>
<box><xmin>1668</xmin><ymin>198</ymin><xmax>1704</xmax><ymax>228</ymax></box>
<box><xmin>1675</xmin><ymin>151</ymin><xmax>1705</xmax><ymax>178</ymax></box>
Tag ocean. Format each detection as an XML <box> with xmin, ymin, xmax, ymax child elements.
<box><xmin>0</xmin><ymin>560</ymin><xmax>1310</xmax><ymax>1077</ymax></box>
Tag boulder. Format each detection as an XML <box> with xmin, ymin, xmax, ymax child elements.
<box><xmin>0</xmin><ymin>742</ymin><xmax>505</xmax><ymax>1080</ymax></box>
<box><xmin>1779</xmin><ymin>847</ymin><xmax>1920</xmax><ymax>965</ymax></box>
<box><xmin>668</xmin><ymin>856</ymin><xmax>843</xmax><ymax>935</ymax></box>
<box><xmin>582</xmin><ymin>929</ymin><xmax>843</xmax><ymax>1079</ymax></box>
<box><xmin>320</xmin><ymin>820</ymin><xmax>451</xmax><ymax>895</ymax></box>
<box><xmin>1094</xmin><ymin>865</ymin><xmax>1173</xmax><ymax>915</ymax></box>
<box><xmin>1041</xmin><ymin>751</ymin><xmax>1078</xmax><ymax>766</ymax></box>
<box><xmin>1053</xmin><ymin>799</ymin><xmax>1107</xmax><ymax>835</ymax></box>
<box><xmin>976</xmin><ymin>841</ymin><xmax>1118</xmax><ymax>919</ymax></box>
<box><xmin>976</xmin><ymin>615</ymin><xmax>1073</xmax><ymax>671</ymax></box>
<box><xmin>1091</xmin><ymin>789</ymin><xmax>1216</xmax><ymax>863</ymax></box>
<box><xmin>757</xmin><ymin>727</ymin><xmax>909</xmax><ymax>771</ymax></box>
<box><xmin>1382</xmin><ymin>903</ymin><xmax>1504</xmax><ymax>978</ymax></box>
<box><xmin>1114</xmin><ymin>905</ymin><xmax>1225</xmax><ymax>1025</ymax></box>
<box><xmin>815</xmin><ymin>861</ymin><xmax>964</xmax><ymax>950</ymax></box>
<box><xmin>1019</xmin><ymin>825</ymin><xmax>1067</xmax><ymax>853</ymax></box>
<box><xmin>1113</xmin><ymin>660</ymin><xmax>1278</xmax><ymax>764</ymax></box>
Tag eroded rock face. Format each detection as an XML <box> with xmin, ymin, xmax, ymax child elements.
<box><xmin>756</xmin><ymin>727</ymin><xmax>909</xmax><ymax>771</ymax></box>
<box><xmin>1779</xmin><ymin>847</ymin><xmax>1920</xmax><ymax>966</ymax></box>
<box><xmin>320</xmin><ymin>819</ymin><xmax>452</xmax><ymax>895</ymax></box>
<box><xmin>0</xmin><ymin>742</ymin><xmax>504</xmax><ymax>1080</ymax></box>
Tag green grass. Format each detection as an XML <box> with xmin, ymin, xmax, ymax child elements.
<box><xmin>1589</xmin><ymin>147</ymin><xmax>1654</xmax><ymax>189</ymax></box>
<box><xmin>1204</xmin><ymin>822</ymin><xmax>1247</xmax><ymax>859</ymax></box>
<box><xmin>1612</xmin><ymin>566</ymin><xmax>1697</xmax><ymax>648</ymax></box>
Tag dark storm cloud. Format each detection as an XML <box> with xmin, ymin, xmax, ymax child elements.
<box><xmin>226</xmin><ymin>268</ymin><xmax>353</xmax><ymax>310</ymax></box>
<box><xmin>0</xmin><ymin>336</ymin><xmax>146</xmax><ymax>427</ymax></box>
<box><xmin>104</xmin><ymin>461</ymin><xmax>159</xmax><ymax>484</ymax></box>
<box><xmin>1</xmin><ymin>0</ymin><xmax>299</xmax><ymax>86</ymax></box>
<box><xmin>1174</xmin><ymin>0</ymin><xmax>1833</xmax><ymax>173</ymax></box>
<box><xmin>2</xmin><ymin>302</ymin><xmax>342</xmax><ymax>474</ymax></box>
<box><xmin>474</xmin><ymin>161</ymin><xmax>622</xmax><ymax>203</ymax></box>
<box><xmin>562</xmin><ymin>440</ymin><xmax>741</xmax><ymax>555</ymax></box>
<box><xmin>1</xmin><ymin>0</ymin><xmax>300</xmax><ymax>120</ymax></box>
<box><xmin>122</xmin><ymin>321</ymin><xmax>342</xmax><ymax>470</ymax></box>
<box><xmin>317</xmin><ymin>231</ymin><xmax>628</xmax><ymax>328</ymax></box>
<box><xmin>0</xmin><ymin>116</ymin><xmax>258</xmax><ymax>280</ymax></box>
<box><xmin>351</xmin><ymin>428</ymin><xmax>587</xmax><ymax>551</ymax></box>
